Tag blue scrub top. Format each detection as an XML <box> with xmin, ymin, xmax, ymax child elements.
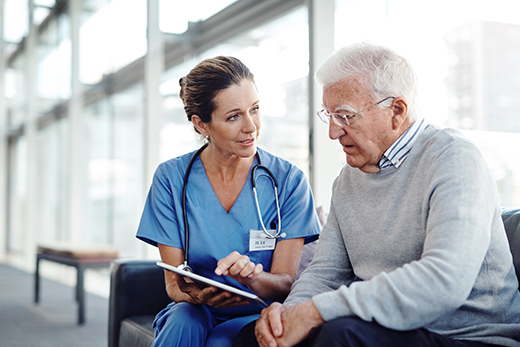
<box><xmin>136</xmin><ymin>147</ymin><xmax>321</xmax><ymax>318</ymax></box>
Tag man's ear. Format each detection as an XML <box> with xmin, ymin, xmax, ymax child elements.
<box><xmin>191</xmin><ymin>115</ymin><xmax>208</xmax><ymax>136</ymax></box>
<box><xmin>391</xmin><ymin>97</ymin><xmax>408</xmax><ymax>130</ymax></box>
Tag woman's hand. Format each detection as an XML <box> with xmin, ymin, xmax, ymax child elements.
<box><xmin>172</xmin><ymin>273</ymin><xmax>251</xmax><ymax>308</ymax></box>
<box><xmin>174</xmin><ymin>250</ymin><xmax>263</xmax><ymax>307</ymax></box>
<box><xmin>215</xmin><ymin>251</ymin><xmax>263</xmax><ymax>286</ymax></box>
<box><xmin>158</xmin><ymin>238</ymin><xmax>305</xmax><ymax>304</ymax></box>
<box><xmin>158</xmin><ymin>244</ymin><xmax>250</xmax><ymax>307</ymax></box>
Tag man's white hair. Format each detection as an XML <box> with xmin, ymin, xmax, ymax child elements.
<box><xmin>315</xmin><ymin>42</ymin><xmax>419</xmax><ymax>121</ymax></box>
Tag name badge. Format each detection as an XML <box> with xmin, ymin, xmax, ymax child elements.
<box><xmin>249</xmin><ymin>230</ymin><xmax>276</xmax><ymax>251</ymax></box>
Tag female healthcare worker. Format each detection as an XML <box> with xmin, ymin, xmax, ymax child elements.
<box><xmin>136</xmin><ymin>56</ymin><xmax>321</xmax><ymax>347</ymax></box>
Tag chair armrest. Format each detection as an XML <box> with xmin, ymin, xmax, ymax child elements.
<box><xmin>502</xmin><ymin>208</ymin><xmax>520</xmax><ymax>287</ymax></box>
<box><xmin>108</xmin><ymin>259</ymin><xmax>171</xmax><ymax>347</ymax></box>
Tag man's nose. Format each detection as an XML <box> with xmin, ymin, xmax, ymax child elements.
<box><xmin>328</xmin><ymin>119</ymin><xmax>345</xmax><ymax>140</ymax></box>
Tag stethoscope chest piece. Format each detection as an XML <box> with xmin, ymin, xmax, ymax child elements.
<box><xmin>177</xmin><ymin>262</ymin><xmax>193</xmax><ymax>272</ymax></box>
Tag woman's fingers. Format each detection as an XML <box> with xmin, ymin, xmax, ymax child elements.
<box><xmin>216</xmin><ymin>252</ymin><xmax>263</xmax><ymax>284</ymax></box>
<box><xmin>215</xmin><ymin>251</ymin><xmax>242</xmax><ymax>276</ymax></box>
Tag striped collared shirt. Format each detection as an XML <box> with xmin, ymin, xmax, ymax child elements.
<box><xmin>379</xmin><ymin>118</ymin><xmax>429</xmax><ymax>170</ymax></box>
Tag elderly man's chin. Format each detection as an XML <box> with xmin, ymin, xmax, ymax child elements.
<box><xmin>346</xmin><ymin>154</ymin><xmax>379</xmax><ymax>173</ymax></box>
<box><xmin>345</xmin><ymin>154</ymin><xmax>359</xmax><ymax>168</ymax></box>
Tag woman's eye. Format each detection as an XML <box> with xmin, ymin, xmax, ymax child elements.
<box><xmin>251</xmin><ymin>106</ymin><xmax>260</xmax><ymax>113</ymax></box>
<box><xmin>228</xmin><ymin>114</ymin><xmax>239</xmax><ymax>121</ymax></box>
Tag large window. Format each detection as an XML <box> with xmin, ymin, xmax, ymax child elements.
<box><xmin>38</xmin><ymin>120</ymin><xmax>68</xmax><ymax>242</ymax></box>
<box><xmin>4</xmin><ymin>56</ymin><xmax>26</xmax><ymax>127</ymax></box>
<box><xmin>159</xmin><ymin>6</ymin><xmax>310</xmax><ymax>174</ymax></box>
<box><xmin>335</xmin><ymin>0</ymin><xmax>520</xmax><ymax>207</ymax></box>
<box><xmin>83</xmin><ymin>83</ymin><xmax>144</xmax><ymax>256</ymax></box>
<box><xmin>36</xmin><ymin>13</ymin><xmax>71</xmax><ymax>113</ymax></box>
<box><xmin>3</xmin><ymin>0</ymin><xmax>520</xmax><ymax>276</ymax></box>
<box><xmin>159</xmin><ymin>0</ymin><xmax>237</xmax><ymax>34</ymax></box>
<box><xmin>2</xmin><ymin>0</ymin><xmax>29</xmax><ymax>44</ymax></box>
<box><xmin>79</xmin><ymin>0</ymin><xmax>147</xmax><ymax>85</ymax></box>
<box><xmin>6</xmin><ymin>137</ymin><xmax>27</xmax><ymax>255</ymax></box>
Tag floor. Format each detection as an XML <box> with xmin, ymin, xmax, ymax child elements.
<box><xmin>0</xmin><ymin>262</ymin><xmax>109</xmax><ymax>347</ymax></box>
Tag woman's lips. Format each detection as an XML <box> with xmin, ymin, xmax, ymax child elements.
<box><xmin>239</xmin><ymin>138</ymin><xmax>255</xmax><ymax>146</ymax></box>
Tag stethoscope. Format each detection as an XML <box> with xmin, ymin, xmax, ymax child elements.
<box><xmin>178</xmin><ymin>143</ymin><xmax>285</xmax><ymax>272</ymax></box>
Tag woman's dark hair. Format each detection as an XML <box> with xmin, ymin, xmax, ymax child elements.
<box><xmin>179</xmin><ymin>56</ymin><xmax>255</xmax><ymax>133</ymax></box>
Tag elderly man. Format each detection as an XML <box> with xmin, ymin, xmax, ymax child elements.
<box><xmin>233</xmin><ymin>42</ymin><xmax>520</xmax><ymax>347</ymax></box>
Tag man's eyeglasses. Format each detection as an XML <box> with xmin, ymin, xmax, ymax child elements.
<box><xmin>317</xmin><ymin>96</ymin><xmax>395</xmax><ymax>126</ymax></box>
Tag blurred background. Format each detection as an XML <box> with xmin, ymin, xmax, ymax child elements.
<box><xmin>0</xmin><ymin>0</ymin><xmax>519</xmax><ymax>297</ymax></box>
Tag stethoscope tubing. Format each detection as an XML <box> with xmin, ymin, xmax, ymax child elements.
<box><xmin>181</xmin><ymin>144</ymin><xmax>283</xmax><ymax>270</ymax></box>
<box><xmin>181</xmin><ymin>144</ymin><xmax>208</xmax><ymax>269</ymax></box>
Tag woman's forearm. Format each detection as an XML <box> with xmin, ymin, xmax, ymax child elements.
<box><xmin>247</xmin><ymin>271</ymin><xmax>295</xmax><ymax>302</ymax></box>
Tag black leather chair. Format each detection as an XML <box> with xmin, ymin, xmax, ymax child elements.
<box><xmin>502</xmin><ymin>207</ymin><xmax>520</xmax><ymax>283</ymax></box>
<box><xmin>108</xmin><ymin>259</ymin><xmax>170</xmax><ymax>347</ymax></box>
<box><xmin>108</xmin><ymin>208</ymin><xmax>520</xmax><ymax>347</ymax></box>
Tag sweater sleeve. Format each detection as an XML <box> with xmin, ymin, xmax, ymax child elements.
<box><xmin>311</xmin><ymin>135</ymin><xmax>500</xmax><ymax>330</ymax></box>
<box><xmin>284</xmin><ymin>180</ymin><xmax>356</xmax><ymax>306</ymax></box>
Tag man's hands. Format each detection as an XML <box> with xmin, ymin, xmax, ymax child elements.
<box><xmin>255</xmin><ymin>300</ymin><xmax>325</xmax><ymax>347</ymax></box>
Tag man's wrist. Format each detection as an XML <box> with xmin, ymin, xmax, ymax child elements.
<box><xmin>300</xmin><ymin>300</ymin><xmax>325</xmax><ymax>327</ymax></box>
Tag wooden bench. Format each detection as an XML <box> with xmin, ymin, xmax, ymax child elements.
<box><xmin>34</xmin><ymin>243</ymin><xmax>119</xmax><ymax>324</ymax></box>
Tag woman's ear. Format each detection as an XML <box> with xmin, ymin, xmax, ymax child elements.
<box><xmin>191</xmin><ymin>115</ymin><xmax>209</xmax><ymax>137</ymax></box>
<box><xmin>391</xmin><ymin>97</ymin><xmax>409</xmax><ymax>130</ymax></box>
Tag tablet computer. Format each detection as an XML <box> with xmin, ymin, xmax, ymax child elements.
<box><xmin>156</xmin><ymin>261</ymin><xmax>268</xmax><ymax>307</ymax></box>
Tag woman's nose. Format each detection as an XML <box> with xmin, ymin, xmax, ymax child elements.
<box><xmin>243</xmin><ymin>114</ymin><xmax>257</xmax><ymax>133</ymax></box>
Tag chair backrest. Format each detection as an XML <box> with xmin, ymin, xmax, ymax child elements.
<box><xmin>296</xmin><ymin>206</ymin><xmax>326</xmax><ymax>279</ymax></box>
<box><xmin>501</xmin><ymin>208</ymin><xmax>520</xmax><ymax>289</ymax></box>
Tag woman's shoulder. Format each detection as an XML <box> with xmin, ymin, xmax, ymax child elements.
<box><xmin>154</xmin><ymin>148</ymin><xmax>201</xmax><ymax>181</ymax></box>
<box><xmin>256</xmin><ymin>147</ymin><xmax>308</xmax><ymax>186</ymax></box>
<box><xmin>257</xmin><ymin>148</ymin><xmax>300</xmax><ymax>172</ymax></box>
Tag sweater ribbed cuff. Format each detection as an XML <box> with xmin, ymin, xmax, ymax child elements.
<box><xmin>312</xmin><ymin>289</ymin><xmax>351</xmax><ymax>322</ymax></box>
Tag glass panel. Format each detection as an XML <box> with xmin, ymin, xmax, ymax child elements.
<box><xmin>36</xmin><ymin>13</ymin><xmax>71</xmax><ymax>113</ymax></box>
<box><xmin>3</xmin><ymin>0</ymin><xmax>29</xmax><ymax>43</ymax></box>
<box><xmin>159</xmin><ymin>0</ymin><xmax>238</xmax><ymax>34</ymax></box>
<box><xmin>7</xmin><ymin>137</ymin><xmax>28</xmax><ymax>253</ymax></box>
<box><xmin>79</xmin><ymin>0</ymin><xmax>147</xmax><ymax>85</ymax></box>
<box><xmin>33</xmin><ymin>1</ymin><xmax>56</xmax><ymax>25</ymax></box>
<box><xmin>5</xmin><ymin>56</ymin><xmax>27</xmax><ymax>127</ymax></box>
<box><xmin>83</xmin><ymin>98</ymin><xmax>111</xmax><ymax>244</ymax></box>
<box><xmin>334</xmin><ymin>0</ymin><xmax>520</xmax><ymax>207</ymax></box>
<box><xmin>111</xmin><ymin>85</ymin><xmax>144</xmax><ymax>255</ymax></box>
<box><xmin>83</xmin><ymin>84</ymin><xmax>144</xmax><ymax>254</ymax></box>
<box><xmin>38</xmin><ymin>119</ymin><xmax>68</xmax><ymax>242</ymax></box>
<box><xmin>34</xmin><ymin>0</ymin><xmax>56</xmax><ymax>6</ymax></box>
<box><xmin>159</xmin><ymin>6</ymin><xmax>310</xmax><ymax>174</ymax></box>
<box><xmin>33</xmin><ymin>6</ymin><xmax>51</xmax><ymax>26</ymax></box>
<box><xmin>159</xmin><ymin>58</ymin><xmax>200</xmax><ymax>161</ymax></box>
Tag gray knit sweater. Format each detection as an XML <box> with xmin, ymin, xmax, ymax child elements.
<box><xmin>286</xmin><ymin>126</ymin><xmax>520</xmax><ymax>346</ymax></box>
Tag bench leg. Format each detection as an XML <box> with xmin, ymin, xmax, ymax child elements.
<box><xmin>77</xmin><ymin>266</ymin><xmax>85</xmax><ymax>325</ymax></box>
<box><xmin>34</xmin><ymin>254</ymin><xmax>40</xmax><ymax>304</ymax></box>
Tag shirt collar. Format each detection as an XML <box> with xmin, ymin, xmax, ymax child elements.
<box><xmin>379</xmin><ymin>118</ymin><xmax>429</xmax><ymax>170</ymax></box>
